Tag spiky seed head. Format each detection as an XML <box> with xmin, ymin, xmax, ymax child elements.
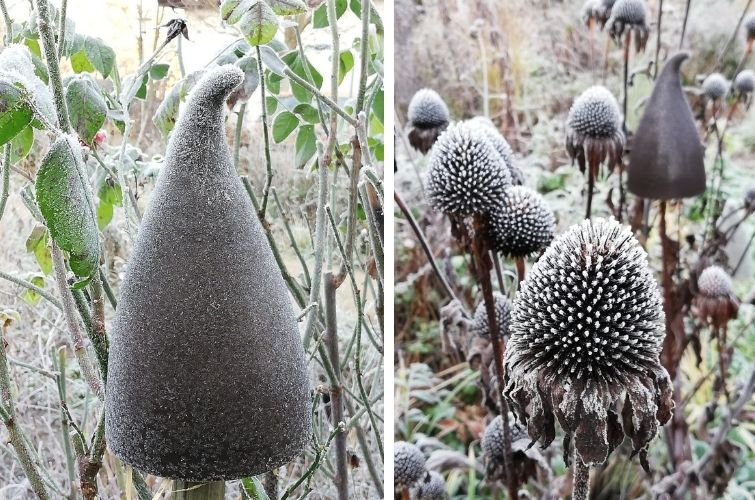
<box><xmin>509</xmin><ymin>164</ymin><xmax>526</xmax><ymax>186</ymax></box>
<box><xmin>567</xmin><ymin>86</ymin><xmax>622</xmax><ymax>138</ymax></box>
<box><xmin>467</xmin><ymin>116</ymin><xmax>496</xmax><ymax>130</ymax></box>
<box><xmin>607</xmin><ymin>0</ymin><xmax>649</xmax><ymax>50</ymax></box>
<box><xmin>505</xmin><ymin>218</ymin><xmax>673</xmax><ymax>468</ymax></box>
<box><xmin>408</xmin><ymin>89</ymin><xmax>450</xmax><ymax>129</ymax></box>
<box><xmin>471</xmin><ymin>292</ymin><xmax>513</xmax><ymax>338</ymax></box>
<box><xmin>702</xmin><ymin>73</ymin><xmax>729</xmax><ymax>100</ymax></box>
<box><xmin>464</xmin><ymin>119</ymin><xmax>517</xmax><ymax>170</ymax></box>
<box><xmin>425</xmin><ymin>122</ymin><xmax>511</xmax><ymax>216</ymax></box>
<box><xmin>745</xmin><ymin>12</ymin><xmax>755</xmax><ymax>41</ymax></box>
<box><xmin>745</xmin><ymin>187</ymin><xmax>755</xmax><ymax>211</ymax></box>
<box><xmin>482</xmin><ymin>414</ymin><xmax>529</xmax><ymax>464</ymax></box>
<box><xmin>602</xmin><ymin>0</ymin><xmax>617</xmax><ymax>7</ymax></box>
<box><xmin>488</xmin><ymin>186</ymin><xmax>556</xmax><ymax>258</ymax></box>
<box><xmin>416</xmin><ymin>471</ymin><xmax>447</xmax><ymax>500</ymax></box>
<box><xmin>581</xmin><ymin>0</ymin><xmax>601</xmax><ymax>24</ymax></box>
<box><xmin>394</xmin><ymin>441</ymin><xmax>427</xmax><ymax>488</ymax></box>
<box><xmin>734</xmin><ymin>70</ymin><xmax>755</xmax><ymax>96</ymax></box>
<box><xmin>697</xmin><ymin>265</ymin><xmax>733</xmax><ymax>298</ymax></box>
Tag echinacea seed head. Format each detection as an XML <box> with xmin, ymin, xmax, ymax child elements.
<box><xmin>697</xmin><ymin>265</ymin><xmax>733</xmax><ymax>298</ymax></box>
<box><xmin>505</xmin><ymin>218</ymin><xmax>673</xmax><ymax>468</ymax></box>
<box><xmin>488</xmin><ymin>186</ymin><xmax>555</xmax><ymax>258</ymax></box>
<box><xmin>394</xmin><ymin>441</ymin><xmax>427</xmax><ymax>488</ymax></box>
<box><xmin>745</xmin><ymin>187</ymin><xmax>755</xmax><ymax>211</ymax></box>
<box><xmin>702</xmin><ymin>73</ymin><xmax>729</xmax><ymax>100</ymax></box>
<box><xmin>734</xmin><ymin>70</ymin><xmax>755</xmax><ymax>96</ymax></box>
<box><xmin>482</xmin><ymin>414</ymin><xmax>529</xmax><ymax>464</ymax></box>
<box><xmin>408</xmin><ymin>88</ymin><xmax>450</xmax><ymax>129</ymax></box>
<box><xmin>464</xmin><ymin>118</ymin><xmax>517</xmax><ymax>172</ymax></box>
<box><xmin>567</xmin><ymin>86</ymin><xmax>622</xmax><ymax>139</ymax></box>
<box><xmin>607</xmin><ymin>0</ymin><xmax>649</xmax><ymax>50</ymax></box>
<box><xmin>471</xmin><ymin>292</ymin><xmax>513</xmax><ymax>338</ymax></box>
<box><xmin>425</xmin><ymin>122</ymin><xmax>511</xmax><ymax>216</ymax></box>
<box><xmin>416</xmin><ymin>471</ymin><xmax>447</xmax><ymax>500</ymax></box>
<box><xmin>745</xmin><ymin>12</ymin><xmax>755</xmax><ymax>41</ymax></box>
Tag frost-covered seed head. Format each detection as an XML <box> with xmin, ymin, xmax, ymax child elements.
<box><xmin>745</xmin><ymin>12</ymin><xmax>755</xmax><ymax>41</ymax></box>
<box><xmin>582</xmin><ymin>0</ymin><xmax>601</xmax><ymax>24</ymax></box>
<box><xmin>488</xmin><ymin>186</ymin><xmax>556</xmax><ymax>258</ymax></box>
<box><xmin>482</xmin><ymin>414</ymin><xmax>529</xmax><ymax>464</ymax></box>
<box><xmin>394</xmin><ymin>441</ymin><xmax>427</xmax><ymax>488</ymax></box>
<box><xmin>425</xmin><ymin>122</ymin><xmax>511</xmax><ymax>216</ymax></box>
<box><xmin>471</xmin><ymin>292</ymin><xmax>513</xmax><ymax>338</ymax></box>
<box><xmin>416</xmin><ymin>471</ymin><xmax>447</xmax><ymax>500</ymax></box>
<box><xmin>566</xmin><ymin>86</ymin><xmax>625</xmax><ymax>173</ymax></box>
<box><xmin>734</xmin><ymin>70</ymin><xmax>755</xmax><ymax>96</ymax></box>
<box><xmin>697</xmin><ymin>266</ymin><xmax>733</xmax><ymax>298</ymax></box>
<box><xmin>464</xmin><ymin>119</ymin><xmax>517</xmax><ymax>173</ymax></box>
<box><xmin>607</xmin><ymin>0</ymin><xmax>649</xmax><ymax>51</ymax></box>
<box><xmin>408</xmin><ymin>89</ymin><xmax>450</xmax><ymax>129</ymax></box>
<box><xmin>702</xmin><ymin>73</ymin><xmax>729</xmax><ymax>100</ymax></box>
<box><xmin>746</xmin><ymin>187</ymin><xmax>755</xmax><ymax>211</ymax></box>
<box><xmin>505</xmin><ymin>218</ymin><xmax>673</xmax><ymax>467</ymax></box>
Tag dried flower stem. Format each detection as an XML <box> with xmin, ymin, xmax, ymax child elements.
<box><xmin>653</xmin><ymin>0</ymin><xmax>664</xmax><ymax>79</ymax></box>
<box><xmin>572</xmin><ymin>458</ymin><xmax>590</xmax><ymax>500</ymax></box>
<box><xmin>714</xmin><ymin>0</ymin><xmax>752</xmax><ymax>70</ymax></box>
<box><xmin>679</xmin><ymin>0</ymin><xmax>692</xmax><ymax>49</ymax></box>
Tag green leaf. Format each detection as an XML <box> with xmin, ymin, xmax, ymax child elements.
<box><xmin>35</xmin><ymin>136</ymin><xmax>99</xmax><ymax>280</ymax></box>
<box><xmin>372</xmin><ymin>88</ymin><xmax>383</xmax><ymax>124</ymax></box>
<box><xmin>272</xmin><ymin>110</ymin><xmax>299</xmax><ymax>143</ymax></box>
<box><xmin>267</xmin><ymin>0</ymin><xmax>307</xmax><ymax>16</ymax></box>
<box><xmin>0</xmin><ymin>81</ymin><xmax>34</xmax><ymax>147</ymax></box>
<box><xmin>265</xmin><ymin>95</ymin><xmax>278</xmax><ymax>114</ymax></box>
<box><xmin>20</xmin><ymin>273</ymin><xmax>45</xmax><ymax>306</ymax></box>
<box><xmin>258</xmin><ymin>45</ymin><xmax>287</xmax><ymax>77</ymax></box>
<box><xmin>338</xmin><ymin>49</ymin><xmax>354</xmax><ymax>84</ymax></box>
<box><xmin>98</xmin><ymin>179</ymin><xmax>123</xmax><ymax>207</ymax></box>
<box><xmin>295</xmin><ymin>124</ymin><xmax>316</xmax><ymax>168</ymax></box>
<box><xmin>153</xmin><ymin>71</ymin><xmax>205</xmax><ymax>138</ymax></box>
<box><xmin>9</xmin><ymin>125</ymin><xmax>33</xmax><ymax>163</ymax></box>
<box><xmin>24</xmin><ymin>37</ymin><xmax>41</xmax><ymax>58</ymax></box>
<box><xmin>70</xmin><ymin>49</ymin><xmax>95</xmax><ymax>74</ymax></box>
<box><xmin>96</xmin><ymin>201</ymin><xmax>113</xmax><ymax>229</ymax></box>
<box><xmin>135</xmin><ymin>74</ymin><xmax>149</xmax><ymax>100</ymax></box>
<box><xmin>65</xmin><ymin>76</ymin><xmax>107</xmax><ymax>145</ymax></box>
<box><xmin>293</xmin><ymin>103</ymin><xmax>319</xmax><ymax>123</ymax></box>
<box><xmin>240</xmin><ymin>477</ymin><xmax>271</xmax><ymax>500</ymax></box>
<box><xmin>313</xmin><ymin>0</ymin><xmax>346</xmax><ymax>28</ymax></box>
<box><xmin>25</xmin><ymin>226</ymin><xmax>53</xmax><ymax>275</ymax></box>
<box><xmin>84</xmin><ymin>36</ymin><xmax>116</xmax><ymax>78</ymax></box>
<box><xmin>349</xmin><ymin>0</ymin><xmax>383</xmax><ymax>33</ymax></box>
<box><xmin>228</xmin><ymin>55</ymin><xmax>260</xmax><ymax>106</ymax></box>
<box><xmin>232</xmin><ymin>0</ymin><xmax>279</xmax><ymax>46</ymax></box>
<box><xmin>149</xmin><ymin>63</ymin><xmax>170</xmax><ymax>80</ymax></box>
<box><xmin>281</xmin><ymin>51</ymin><xmax>322</xmax><ymax>103</ymax></box>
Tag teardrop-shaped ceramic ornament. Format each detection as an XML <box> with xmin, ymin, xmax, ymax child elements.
<box><xmin>106</xmin><ymin>66</ymin><xmax>311</xmax><ymax>481</ymax></box>
<box><xmin>628</xmin><ymin>51</ymin><xmax>706</xmax><ymax>199</ymax></box>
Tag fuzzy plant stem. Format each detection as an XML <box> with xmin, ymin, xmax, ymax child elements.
<box><xmin>303</xmin><ymin>147</ymin><xmax>329</xmax><ymax>349</ymax></box>
<box><xmin>233</xmin><ymin>103</ymin><xmax>247</xmax><ymax>171</ymax></box>
<box><xmin>272</xmin><ymin>188</ymin><xmax>312</xmax><ymax>287</ymax></box>
<box><xmin>283</xmin><ymin>68</ymin><xmax>358</xmax><ymax>127</ymax></box>
<box><xmin>355</xmin><ymin>0</ymin><xmax>371</xmax><ymax>114</ymax></box>
<box><xmin>35</xmin><ymin>0</ymin><xmax>71</xmax><ymax>132</ymax></box>
<box><xmin>323</xmin><ymin>0</ymin><xmax>339</xmax><ymax>165</ymax></box>
<box><xmin>335</xmin><ymin>136</ymin><xmax>362</xmax><ymax>286</ymax></box>
<box><xmin>394</xmin><ymin>190</ymin><xmax>462</xmax><ymax>306</ymax></box>
<box><xmin>572</xmin><ymin>458</ymin><xmax>591</xmax><ymax>500</ymax></box>
<box><xmin>468</xmin><ymin>216</ymin><xmax>517</xmax><ymax>500</ymax></box>
<box><xmin>0</xmin><ymin>0</ymin><xmax>12</xmax><ymax>44</ymax></box>
<box><xmin>53</xmin><ymin>348</ymin><xmax>77</xmax><ymax>499</ymax></box>
<box><xmin>0</xmin><ymin>145</ymin><xmax>10</xmax><ymax>223</ymax></box>
<box><xmin>56</xmin><ymin>0</ymin><xmax>67</xmax><ymax>58</ymax></box>
<box><xmin>255</xmin><ymin>46</ymin><xmax>274</xmax><ymax>219</ymax></box>
<box><xmin>173</xmin><ymin>481</ymin><xmax>225</xmax><ymax>500</ymax></box>
<box><xmin>679</xmin><ymin>0</ymin><xmax>692</xmax><ymax>49</ymax></box>
<box><xmin>324</xmin><ymin>272</ymin><xmax>349</xmax><ymax>500</ymax></box>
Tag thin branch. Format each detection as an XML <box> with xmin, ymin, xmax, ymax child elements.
<box><xmin>256</xmin><ymin>45</ymin><xmax>274</xmax><ymax>219</ymax></box>
<box><xmin>0</xmin><ymin>270</ymin><xmax>62</xmax><ymax>310</ymax></box>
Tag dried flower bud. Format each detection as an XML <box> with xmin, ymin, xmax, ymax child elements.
<box><xmin>408</xmin><ymin>89</ymin><xmax>450</xmax><ymax>154</ymax></box>
<box><xmin>394</xmin><ymin>441</ymin><xmax>427</xmax><ymax>489</ymax></box>
<box><xmin>482</xmin><ymin>414</ymin><xmax>529</xmax><ymax>464</ymax></box>
<box><xmin>488</xmin><ymin>186</ymin><xmax>555</xmax><ymax>258</ymax></box>
<box><xmin>698</xmin><ymin>265</ymin><xmax>733</xmax><ymax>298</ymax></box>
<box><xmin>415</xmin><ymin>471</ymin><xmax>447</xmax><ymax>500</ymax></box>
<box><xmin>702</xmin><ymin>73</ymin><xmax>729</xmax><ymax>100</ymax></box>
<box><xmin>734</xmin><ymin>70</ymin><xmax>755</xmax><ymax>97</ymax></box>
<box><xmin>745</xmin><ymin>12</ymin><xmax>755</xmax><ymax>42</ymax></box>
<box><xmin>425</xmin><ymin>122</ymin><xmax>511</xmax><ymax>216</ymax></box>
<box><xmin>694</xmin><ymin>265</ymin><xmax>739</xmax><ymax>329</ymax></box>
<box><xmin>471</xmin><ymin>292</ymin><xmax>513</xmax><ymax>338</ymax></box>
<box><xmin>566</xmin><ymin>86</ymin><xmax>625</xmax><ymax>174</ymax></box>
<box><xmin>505</xmin><ymin>218</ymin><xmax>673</xmax><ymax>469</ymax></box>
<box><xmin>607</xmin><ymin>0</ymin><xmax>649</xmax><ymax>51</ymax></box>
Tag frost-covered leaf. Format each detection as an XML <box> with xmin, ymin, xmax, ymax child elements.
<box><xmin>312</xmin><ymin>0</ymin><xmax>346</xmax><ymax>28</ymax></box>
<box><xmin>97</xmin><ymin>200</ymin><xmax>113</xmax><ymax>229</ymax></box>
<box><xmin>272</xmin><ymin>110</ymin><xmax>299</xmax><ymax>143</ymax></box>
<box><xmin>281</xmin><ymin>51</ymin><xmax>322</xmax><ymax>103</ymax></box>
<box><xmin>338</xmin><ymin>49</ymin><xmax>354</xmax><ymax>84</ymax></box>
<box><xmin>84</xmin><ymin>36</ymin><xmax>116</xmax><ymax>78</ymax></box>
<box><xmin>35</xmin><ymin>136</ymin><xmax>99</xmax><ymax>280</ymax></box>
<box><xmin>227</xmin><ymin>55</ymin><xmax>259</xmax><ymax>108</ymax></box>
<box><xmin>9</xmin><ymin>125</ymin><xmax>33</xmax><ymax>162</ymax></box>
<box><xmin>267</xmin><ymin>0</ymin><xmax>306</xmax><ymax>16</ymax></box>
<box><xmin>149</xmin><ymin>63</ymin><xmax>170</xmax><ymax>80</ymax></box>
<box><xmin>240</xmin><ymin>477</ymin><xmax>271</xmax><ymax>500</ymax></box>
<box><xmin>70</xmin><ymin>49</ymin><xmax>95</xmax><ymax>74</ymax></box>
<box><xmin>222</xmin><ymin>0</ymin><xmax>278</xmax><ymax>46</ymax></box>
<box><xmin>153</xmin><ymin>70</ymin><xmax>206</xmax><ymax>138</ymax></box>
<box><xmin>0</xmin><ymin>45</ymin><xmax>56</xmax><ymax>128</ymax></box>
<box><xmin>293</xmin><ymin>103</ymin><xmax>319</xmax><ymax>123</ymax></box>
<box><xmin>65</xmin><ymin>75</ymin><xmax>107</xmax><ymax>145</ymax></box>
<box><xmin>258</xmin><ymin>45</ymin><xmax>286</xmax><ymax>76</ymax></box>
<box><xmin>98</xmin><ymin>178</ymin><xmax>123</xmax><ymax>207</ymax></box>
<box><xmin>25</xmin><ymin>225</ymin><xmax>53</xmax><ymax>275</ymax></box>
<box><xmin>0</xmin><ymin>81</ymin><xmax>34</xmax><ymax>147</ymax></box>
<box><xmin>20</xmin><ymin>273</ymin><xmax>45</xmax><ymax>305</ymax></box>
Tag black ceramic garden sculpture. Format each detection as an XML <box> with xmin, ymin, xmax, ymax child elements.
<box><xmin>105</xmin><ymin>65</ymin><xmax>311</xmax><ymax>481</ymax></box>
<box><xmin>628</xmin><ymin>51</ymin><xmax>706</xmax><ymax>199</ymax></box>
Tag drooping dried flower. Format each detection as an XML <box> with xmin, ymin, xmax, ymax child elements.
<box><xmin>407</xmin><ymin>88</ymin><xmax>450</xmax><ymax>154</ymax></box>
<box><xmin>734</xmin><ymin>70</ymin><xmax>754</xmax><ymax>105</ymax></box>
<box><xmin>415</xmin><ymin>471</ymin><xmax>447</xmax><ymax>500</ymax></box>
<box><xmin>425</xmin><ymin>122</ymin><xmax>511</xmax><ymax>216</ymax></box>
<box><xmin>488</xmin><ymin>186</ymin><xmax>556</xmax><ymax>259</ymax></box>
<box><xmin>702</xmin><ymin>73</ymin><xmax>730</xmax><ymax>101</ymax></box>
<box><xmin>694</xmin><ymin>265</ymin><xmax>739</xmax><ymax>329</ymax></box>
<box><xmin>504</xmin><ymin>218</ymin><xmax>673</xmax><ymax>469</ymax></box>
<box><xmin>745</xmin><ymin>12</ymin><xmax>755</xmax><ymax>43</ymax></box>
<box><xmin>606</xmin><ymin>0</ymin><xmax>649</xmax><ymax>51</ymax></box>
<box><xmin>471</xmin><ymin>292</ymin><xmax>513</xmax><ymax>338</ymax></box>
<box><xmin>566</xmin><ymin>86</ymin><xmax>625</xmax><ymax>175</ymax></box>
<box><xmin>394</xmin><ymin>441</ymin><xmax>427</xmax><ymax>489</ymax></box>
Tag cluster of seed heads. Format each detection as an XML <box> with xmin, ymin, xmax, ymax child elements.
<box><xmin>408</xmin><ymin>88</ymin><xmax>450</xmax><ymax>129</ymax></box>
<box><xmin>505</xmin><ymin>219</ymin><xmax>672</xmax><ymax>466</ymax></box>
<box><xmin>394</xmin><ymin>441</ymin><xmax>427</xmax><ymax>489</ymax></box>
<box><xmin>697</xmin><ymin>265</ymin><xmax>733</xmax><ymax>298</ymax></box>
<box><xmin>745</xmin><ymin>12</ymin><xmax>755</xmax><ymax>42</ymax></box>
<box><xmin>482</xmin><ymin>414</ymin><xmax>529</xmax><ymax>464</ymax></box>
<box><xmin>702</xmin><ymin>73</ymin><xmax>730</xmax><ymax>100</ymax></box>
<box><xmin>415</xmin><ymin>471</ymin><xmax>447</xmax><ymax>500</ymax></box>
<box><xmin>471</xmin><ymin>292</ymin><xmax>513</xmax><ymax>338</ymax></box>
<box><xmin>425</xmin><ymin>122</ymin><xmax>511</xmax><ymax>216</ymax></box>
<box><xmin>566</xmin><ymin>86</ymin><xmax>625</xmax><ymax>172</ymax></box>
<box><xmin>607</xmin><ymin>0</ymin><xmax>649</xmax><ymax>51</ymax></box>
<box><xmin>487</xmin><ymin>186</ymin><xmax>556</xmax><ymax>258</ymax></box>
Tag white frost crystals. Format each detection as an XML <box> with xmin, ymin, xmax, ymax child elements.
<box><xmin>504</xmin><ymin>218</ymin><xmax>674</xmax><ymax>469</ymax></box>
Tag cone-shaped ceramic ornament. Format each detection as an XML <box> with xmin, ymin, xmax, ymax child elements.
<box><xmin>105</xmin><ymin>66</ymin><xmax>311</xmax><ymax>481</ymax></box>
<box><xmin>628</xmin><ymin>51</ymin><xmax>706</xmax><ymax>199</ymax></box>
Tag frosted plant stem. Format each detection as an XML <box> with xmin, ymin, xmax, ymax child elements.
<box><xmin>0</xmin><ymin>270</ymin><xmax>62</xmax><ymax>309</ymax></box>
<box><xmin>572</xmin><ymin>458</ymin><xmax>590</xmax><ymax>500</ymax></box>
<box><xmin>35</xmin><ymin>0</ymin><xmax>70</xmax><ymax>132</ymax></box>
<box><xmin>354</xmin><ymin>0</ymin><xmax>370</xmax><ymax>114</ymax></box>
<box><xmin>173</xmin><ymin>481</ymin><xmax>225</xmax><ymax>500</ymax></box>
<box><xmin>56</xmin><ymin>0</ymin><xmax>67</xmax><ymax>58</ymax></box>
<box><xmin>272</xmin><ymin>188</ymin><xmax>312</xmax><ymax>288</ymax></box>
<box><xmin>0</xmin><ymin>324</ymin><xmax>50</xmax><ymax>499</ymax></box>
<box><xmin>679</xmin><ymin>0</ymin><xmax>692</xmax><ymax>50</ymax></box>
<box><xmin>0</xmin><ymin>0</ymin><xmax>12</xmax><ymax>44</ymax></box>
<box><xmin>53</xmin><ymin>348</ymin><xmax>77</xmax><ymax>499</ymax></box>
<box><xmin>324</xmin><ymin>272</ymin><xmax>348</xmax><ymax>500</ymax></box>
<box><xmin>283</xmin><ymin>68</ymin><xmax>358</xmax><ymax>126</ymax></box>
<box><xmin>255</xmin><ymin>46</ymin><xmax>273</xmax><ymax>219</ymax></box>
<box><xmin>0</xmin><ymin>145</ymin><xmax>10</xmax><ymax>224</ymax></box>
<box><xmin>51</xmin><ymin>244</ymin><xmax>104</xmax><ymax>400</ymax></box>
<box><xmin>335</xmin><ymin>136</ymin><xmax>361</xmax><ymax>286</ymax></box>
<box><xmin>324</xmin><ymin>0</ymin><xmax>339</xmax><ymax>165</ymax></box>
